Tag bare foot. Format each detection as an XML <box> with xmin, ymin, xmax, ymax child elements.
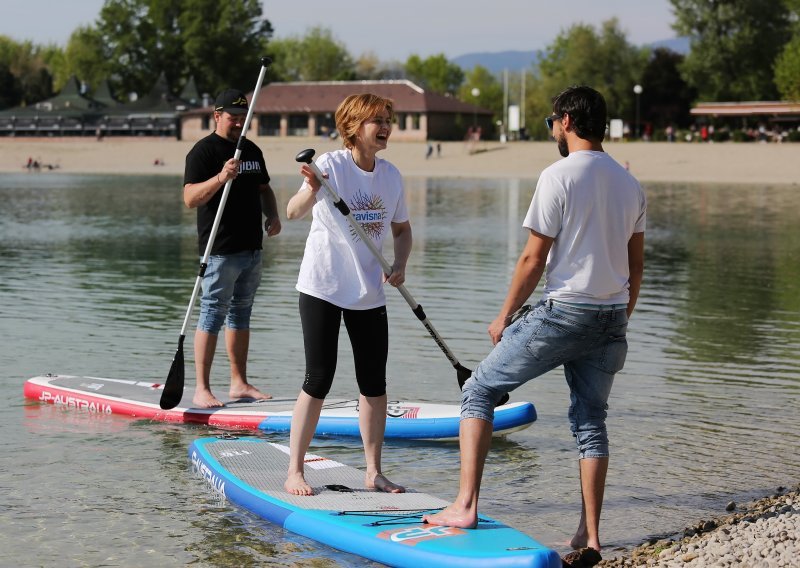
<box><xmin>229</xmin><ymin>383</ymin><xmax>272</xmax><ymax>401</ymax></box>
<box><xmin>193</xmin><ymin>389</ymin><xmax>225</xmax><ymax>408</ymax></box>
<box><xmin>570</xmin><ymin>527</ymin><xmax>600</xmax><ymax>551</ymax></box>
<box><xmin>284</xmin><ymin>472</ymin><xmax>313</xmax><ymax>496</ymax></box>
<box><xmin>569</xmin><ymin>534</ymin><xmax>587</xmax><ymax>549</ymax></box>
<box><xmin>422</xmin><ymin>504</ymin><xmax>477</xmax><ymax>529</ymax></box>
<box><xmin>367</xmin><ymin>472</ymin><xmax>405</xmax><ymax>493</ymax></box>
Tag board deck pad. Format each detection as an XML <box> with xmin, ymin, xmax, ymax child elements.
<box><xmin>208</xmin><ymin>439</ymin><xmax>449</xmax><ymax>511</ymax></box>
<box><xmin>190</xmin><ymin>437</ymin><xmax>561</xmax><ymax>567</ymax></box>
<box><xmin>24</xmin><ymin>374</ymin><xmax>537</xmax><ymax>440</ymax></box>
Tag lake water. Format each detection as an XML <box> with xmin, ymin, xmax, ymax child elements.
<box><xmin>1</xmin><ymin>171</ymin><xmax>799</xmax><ymax>567</ymax></box>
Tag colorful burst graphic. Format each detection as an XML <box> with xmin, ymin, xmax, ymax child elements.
<box><xmin>348</xmin><ymin>190</ymin><xmax>386</xmax><ymax>241</ymax></box>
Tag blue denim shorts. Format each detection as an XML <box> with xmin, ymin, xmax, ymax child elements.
<box><xmin>197</xmin><ymin>250</ymin><xmax>262</xmax><ymax>335</ymax></box>
<box><xmin>462</xmin><ymin>299</ymin><xmax>628</xmax><ymax>458</ymax></box>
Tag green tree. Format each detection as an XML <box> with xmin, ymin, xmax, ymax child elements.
<box><xmin>0</xmin><ymin>36</ymin><xmax>54</xmax><ymax>105</ymax></box>
<box><xmin>459</xmin><ymin>65</ymin><xmax>503</xmax><ymax>122</ymax></box>
<box><xmin>528</xmin><ymin>19</ymin><xmax>649</xmax><ymax>139</ymax></box>
<box><xmin>354</xmin><ymin>51</ymin><xmax>381</xmax><ymax>79</ymax></box>
<box><xmin>268</xmin><ymin>26</ymin><xmax>354</xmax><ymax>82</ymax></box>
<box><xmin>0</xmin><ymin>62</ymin><xmax>21</xmax><ymax>109</ymax></box>
<box><xmin>62</xmin><ymin>26</ymin><xmax>110</xmax><ymax>93</ymax></box>
<box><xmin>179</xmin><ymin>0</ymin><xmax>273</xmax><ymax>94</ymax></box>
<box><xmin>671</xmin><ymin>0</ymin><xmax>793</xmax><ymax>101</ymax></box>
<box><xmin>352</xmin><ymin>52</ymin><xmax>405</xmax><ymax>80</ymax></box>
<box><xmin>775</xmin><ymin>36</ymin><xmax>800</xmax><ymax>102</ymax></box>
<box><xmin>39</xmin><ymin>43</ymin><xmax>69</xmax><ymax>92</ymax></box>
<box><xmin>89</xmin><ymin>0</ymin><xmax>271</xmax><ymax>100</ymax></box>
<box><xmin>774</xmin><ymin>0</ymin><xmax>800</xmax><ymax>101</ymax></box>
<box><xmin>404</xmin><ymin>53</ymin><xmax>464</xmax><ymax>95</ymax></box>
<box><xmin>640</xmin><ymin>48</ymin><xmax>696</xmax><ymax>128</ymax></box>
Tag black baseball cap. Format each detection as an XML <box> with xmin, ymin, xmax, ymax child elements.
<box><xmin>214</xmin><ymin>89</ymin><xmax>249</xmax><ymax>114</ymax></box>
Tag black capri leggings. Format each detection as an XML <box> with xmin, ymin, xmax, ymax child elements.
<box><xmin>299</xmin><ymin>293</ymin><xmax>388</xmax><ymax>399</ymax></box>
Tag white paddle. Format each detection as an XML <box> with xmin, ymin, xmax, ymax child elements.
<box><xmin>160</xmin><ymin>57</ymin><xmax>272</xmax><ymax>410</ymax></box>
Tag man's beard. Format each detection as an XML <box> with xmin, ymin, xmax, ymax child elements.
<box><xmin>557</xmin><ymin>133</ymin><xmax>569</xmax><ymax>157</ymax></box>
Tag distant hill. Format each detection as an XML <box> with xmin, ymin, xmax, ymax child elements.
<box><xmin>452</xmin><ymin>37</ymin><xmax>690</xmax><ymax>74</ymax></box>
<box><xmin>648</xmin><ymin>37</ymin><xmax>690</xmax><ymax>55</ymax></box>
<box><xmin>452</xmin><ymin>50</ymin><xmax>539</xmax><ymax>74</ymax></box>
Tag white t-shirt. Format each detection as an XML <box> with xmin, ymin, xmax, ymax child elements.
<box><xmin>296</xmin><ymin>149</ymin><xmax>410</xmax><ymax>309</ymax></box>
<box><xmin>523</xmin><ymin>150</ymin><xmax>646</xmax><ymax>304</ymax></box>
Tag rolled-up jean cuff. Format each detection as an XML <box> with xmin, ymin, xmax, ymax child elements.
<box><xmin>579</xmin><ymin>450</ymin><xmax>609</xmax><ymax>459</ymax></box>
<box><xmin>574</xmin><ymin>426</ymin><xmax>610</xmax><ymax>459</ymax></box>
<box><xmin>461</xmin><ymin>410</ymin><xmax>493</xmax><ymax>423</ymax></box>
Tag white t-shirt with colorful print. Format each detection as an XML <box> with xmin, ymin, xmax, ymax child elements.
<box><xmin>295</xmin><ymin>149</ymin><xmax>410</xmax><ymax>309</ymax></box>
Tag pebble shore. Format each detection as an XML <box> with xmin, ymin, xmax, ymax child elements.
<box><xmin>595</xmin><ymin>485</ymin><xmax>799</xmax><ymax>568</ymax></box>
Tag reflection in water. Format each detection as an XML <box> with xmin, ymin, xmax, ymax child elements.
<box><xmin>1</xmin><ymin>173</ymin><xmax>798</xmax><ymax>564</ymax></box>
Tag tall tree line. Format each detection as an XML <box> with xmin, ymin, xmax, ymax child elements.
<box><xmin>670</xmin><ymin>0</ymin><xmax>797</xmax><ymax>101</ymax></box>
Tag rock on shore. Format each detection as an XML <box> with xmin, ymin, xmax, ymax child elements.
<box><xmin>596</xmin><ymin>484</ymin><xmax>799</xmax><ymax>567</ymax></box>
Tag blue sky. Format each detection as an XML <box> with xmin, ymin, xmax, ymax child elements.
<box><xmin>3</xmin><ymin>0</ymin><xmax>677</xmax><ymax>61</ymax></box>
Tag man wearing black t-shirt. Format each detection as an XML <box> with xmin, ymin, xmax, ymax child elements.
<box><xmin>183</xmin><ymin>88</ymin><xmax>281</xmax><ymax>408</ymax></box>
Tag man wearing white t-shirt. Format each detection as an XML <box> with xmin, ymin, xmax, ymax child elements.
<box><xmin>424</xmin><ymin>86</ymin><xmax>646</xmax><ymax>559</ymax></box>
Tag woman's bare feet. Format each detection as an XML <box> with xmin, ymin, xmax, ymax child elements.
<box><xmin>284</xmin><ymin>472</ymin><xmax>313</xmax><ymax>496</ymax></box>
<box><xmin>422</xmin><ymin>504</ymin><xmax>478</xmax><ymax>529</ymax></box>
<box><xmin>192</xmin><ymin>389</ymin><xmax>225</xmax><ymax>408</ymax></box>
<box><xmin>367</xmin><ymin>472</ymin><xmax>405</xmax><ymax>493</ymax></box>
<box><xmin>230</xmin><ymin>383</ymin><xmax>271</xmax><ymax>401</ymax></box>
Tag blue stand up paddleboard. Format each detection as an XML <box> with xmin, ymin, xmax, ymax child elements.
<box><xmin>189</xmin><ymin>436</ymin><xmax>560</xmax><ymax>567</ymax></box>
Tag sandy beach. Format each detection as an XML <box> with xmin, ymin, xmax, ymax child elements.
<box><xmin>1</xmin><ymin>136</ymin><xmax>799</xmax><ymax>185</ymax></box>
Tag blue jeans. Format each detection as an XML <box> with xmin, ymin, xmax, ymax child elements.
<box><xmin>197</xmin><ymin>250</ymin><xmax>262</xmax><ymax>335</ymax></box>
<box><xmin>462</xmin><ymin>299</ymin><xmax>628</xmax><ymax>458</ymax></box>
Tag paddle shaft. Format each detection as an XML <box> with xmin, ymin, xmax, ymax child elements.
<box><xmin>302</xmin><ymin>158</ymin><xmax>465</xmax><ymax>373</ymax></box>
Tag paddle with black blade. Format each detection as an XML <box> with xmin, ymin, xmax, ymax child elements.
<box><xmin>295</xmin><ymin>148</ymin><xmax>510</xmax><ymax>406</ymax></box>
<box><xmin>160</xmin><ymin>56</ymin><xmax>273</xmax><ymax>410</ymax></box>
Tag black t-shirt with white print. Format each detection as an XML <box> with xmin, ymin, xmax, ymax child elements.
<box><xmin>184</xmin><ymin>132</ymin><xmax>270</xmax><ymax>255</ymax></box>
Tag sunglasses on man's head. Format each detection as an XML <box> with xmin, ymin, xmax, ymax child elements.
<box><xmin>545</xmin><ymin>114</ymin><xmax>562</xmax><ymax>130</ymax></box>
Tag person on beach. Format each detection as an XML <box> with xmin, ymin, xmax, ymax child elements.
<box><xmin>183</xmin><ymin>88</ymin><xmax>282</xmax><ymax>408</ymax></box>
<box><xmin>423</xmin><ymin>85</ymin><xmax>646</xmax><ymax>555</ymax></box>
<box><xmin>284</xmin><ymin>93</ymin><xmax>412</xmax><ymax>496</ymax></box>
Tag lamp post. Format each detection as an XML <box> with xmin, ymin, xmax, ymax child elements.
<box><xmin>633</xmin><ymin>84</ymin><xmax>642</xmax><ymax>139</ymax></box>
<box><xmin>471</xmin><ymin>87</ymin><xmax>480</xmax><ymax>128</ymax></box>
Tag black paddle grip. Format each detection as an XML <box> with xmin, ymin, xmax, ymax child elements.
<box><xmin>412</xmin><ymin>304</ymin><xmax>426</xmax><ymax>321</ymax></box>
<box><xmin>295</xmin><ymin>148</ymin><xmax>316</xmax><ymax>164</ymax></box>
<box><xmin>334</xmin><ymin>199</ymin><xmax>350</xmax><ymax>216</ymax></box>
